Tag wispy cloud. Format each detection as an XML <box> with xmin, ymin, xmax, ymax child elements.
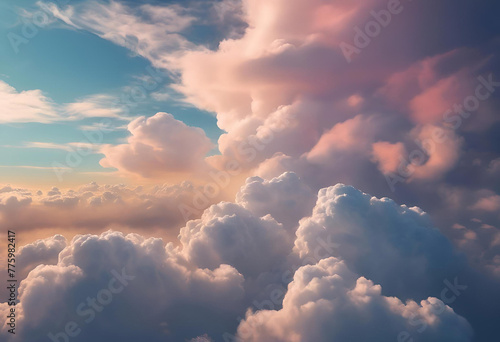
<box><xmin>0</xmin><ymin>80</ymin><xmax>58</xmax><ymax>123</ymax></box>
<box><xmin>38</xmin><ymin>0</ymin><xmax>200</xmax><ymax>70</ymax></box>
<box><xmin>0</xmin><ymin>165</ymin><xmax>71</xmax><ymax>170</ymax></box>
<box><xmin>63</xmin><ymin>94</ymin><xmax>126</xmax><ymax>120</ymax></box>
<box><xmin>0</xmin><ymin>80</ymin><xmax>130</xmax><ymax>124</ymax></box>
<box><xmin>3</xmin><ymin>142</ymin><xmax>102</xmax><ymax>153</ymax></box>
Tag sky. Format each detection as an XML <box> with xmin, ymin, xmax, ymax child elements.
<box><xmin>0</xmin><ymin>0</ymin><xmax>499</xmax><ymax>341</ymax></box>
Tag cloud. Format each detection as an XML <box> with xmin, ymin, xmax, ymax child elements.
<box><xmin>371</xmin><ymin>141</ymin><xmax>407</xmax><ymax>174</ymax></box>
<box><xmin>0</xmin><ymin>80</ymin><xmax>58</xmax><ymax>123</ymax></box>
<box><xmin>0</xmin><ymin>235</ymin><xmax>67</xmax><ymax>302</ymax></box>
<box><xmin>10</xmin><ymin>141</ymin><xmax>101</xmax><ymax>153</ymax></box>
<box><xmin>0</xmin><ymin>181</ymin><xmax>218</xmax><ymax>237</ymax></box>
<box><xmin>36</xmin><ymin>0</ymin><xmax>500</xmax><ymax>214</ymax></box>
<box><xmin>236</xmin><ymin>172</ymin><xmax>316</xmax><ymax>232</ymax></box>
<box><xmin>63</xmin><ymin>94</ymin><xmax>126</xmax><ymax>119</ymax></box>
<box><xmin>471</xmin><ymin>193</ymin><xmax>500</xmax><ymax>212</ymax></box>
<box><xmin>294</xmin><ymin>183</ymin><xmax>464</xmax><ymax>299</ymax></box>
<box><xmin>236</xmin><ymin>257</ymin><xmax>472</xmax><ymax>342</ymax></box>
<box><xmin>0</xmin><ymin>80</ymin><xmax>129</xmax><ymax>123</ymax></box>
<box><xmin>0</xmin><ymin>187</ymin><xmax>32</xmax><ymax>210</ymax></box>
<box><xmin>2</xmin><ymin>0</ymin><xmax>500</xmax><ymax>339</ymax></box>
<box><xmin>189</xmin><ymin>335</ymin><xmax>214</xmax><ymax>342</ymax></box>
<box><xmin>306</xmin><ymin>114</ymin><xmax>382</xmax><ymax>163</ymax></box>
<box><xmin>100</xmin><ymin>113</ymin><xmax>214</xmax><ymax>177</ymax></box>
<box><xmin>17</xmin><ymin>235</ymin><xmax>67</xmax><ymax>278</ymax></box>
<box><xmin>372</xmin><ymin>125</ymin><xmax>464</xmax><ymax>182</ymax></box>
<box><xmin>39</xmin><ymin>0</ymin><xmax>198</xmax><ymax>69</ymax></box>
<box><xmin>410</xmin><ymin>125</ymin><xmax>463</xmax><ymax>181</ymax></box>
<box><xmin>0</xmin><ymin>231</ymin><xmax>245</xmax><ymax>342</ymax></box>
<box><xmin>179</xmin><ymin>202</ymin><xmax>291</xmax><ymax>278</ymax></box>
<box><xmin>1</xmin><ymin>174</ymin><xmax>499</xmax><ymax>341</ymax></box>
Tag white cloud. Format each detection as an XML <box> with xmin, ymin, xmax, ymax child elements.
<box><xmin>14</xmin><ymin>142</ymin><xmax>101</xmax><ymax>153</ymax></box>
<box><xmin>63</xmin><ymin>94</ymin><xmax>126</xmax><ymax>119</ymax></box>
<box><xmin>236</xmin><ymin>172</ymin><xmax>315</xmax><ymax>232</ymax></box>
<box><xmin>179</xmin><ymin>201</ymin><xmax>291</xmax><ymax>278</ymax></box>
<box><xmin>100</xmin><ymin>113</ymin><xmax>214</xmax><ymax>177</ymax></box>
<box><xmin>0</xmin><ymin>80</ymin><xmax>58</xmax><ymax>123</ymax></box>
<box><xmin>294</xmin><ymin>183</ymin><xmax>464</xmax><ymax>299</ymax></box>
<box><xmin>0</xmin><ymin>80</ymin><xmax>129</xmax><ymax>123</ymax></box>
<box><xmin>0</xmin><ymin>231</ymin><xmax>245</xmax><ymax>342</ymax></box>
<box><xmin>1</xmin><ymin>175</ymin><xmax>498</xmax><ymax>341</ymax></box>
<box><xmin>237</xmin><ymin>257</ymin><xmax>473</xmax><ymax>342</ymax></box>
<box><xmin>39</xmin><ymin>0</ymin><xmax>199</xmax><ymax>69</ymax></box>
<box><xmin>17</xmin><ymin>235</ymin><xmax>67</xmax><ymax>278</ymax></box>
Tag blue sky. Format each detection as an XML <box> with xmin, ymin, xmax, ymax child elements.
<box><xmin>0</xmin><ymin>0</ymin><xmax>224</xmax><ymax>185</ymax></box>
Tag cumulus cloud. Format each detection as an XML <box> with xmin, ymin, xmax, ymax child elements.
<box><xmin>0</xmin><ymin>186</ymin><xmax>33</xmax><ymax>210</ymax></box>
<box><xmin>236</xmin><ymin>172</ymin><xmax>316</xmax><ymax>232</ymax></box>
<box><xmin>17</xmin><ymin>235</ymin><xmax>67</xmax><ymax>275</ymax></box>
<box><xmin>23</xmin><ymin>0</ymin><xmax>500</xmax><ymax>308</ymax></box>
<box><xmin>0</xmin><ymin>235</ymin><xmax>67</xmax><ymax>303</ymax></box>
<box><xmin>100</xmin><ymin>113</ymin><xmax>214</xmax><ymax>177</ymax></box>
<box><xmin>179</xmin><ymin>202</ymin><xmax>291</xmax><ymax>278</ymax></box>
<box><xmin>0</xmin><ymin>231</ymin><xmax>245</xmax><ymax>342</ymax></box>
<box><xmin>2</xmin><ymin>0</ymin><xmax>500</xmax><ymax>340</ymax></box>
<box><xmin>294</xmin><ymin>183</ymin><xmax>464</xmax><ymax>299</ymax></box>
<box><xmin>236</xmin><ymin>257</ymin><xmax>472</xmax><ymax>342</ymax></box>
<box><xmin>38</xmin><ymin>0</ymin><xmax>500</xmax><ymax>224</ymax></box>
<box><xmin>1</xmin><ymin>174</ymin><xmax>499</xmax><ymax>341</ymax></box>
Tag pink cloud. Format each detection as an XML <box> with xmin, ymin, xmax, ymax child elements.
<box><xmin>100</xmin><ymin>113</ymin><xmax>213</xmax><ymax>177</ymax></box>
<box><xmin>472</xmin><ymin>194</ymin><xmax>500</xmax><ymax>212</ymax></box>
<box><xmin>371</xmin><ymin>141</ymin><xmax>406</xmax><ymax>174</ymax></box>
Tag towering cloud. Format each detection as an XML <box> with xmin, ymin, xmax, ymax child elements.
<box><xmin>236</xmin><ymin>257</ymin><xmax>472</xmax><ymax>342</ymax></box>
<box><xmin>294</xmin><ymin>183</ymin><xmax>464</xmax><ymax>299</ymax></box>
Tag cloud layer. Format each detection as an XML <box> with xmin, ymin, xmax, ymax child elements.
<box><xmin>2</xmin><ymin>173</ymin><xmax>498</xmax><ymax>341</ymax></box>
